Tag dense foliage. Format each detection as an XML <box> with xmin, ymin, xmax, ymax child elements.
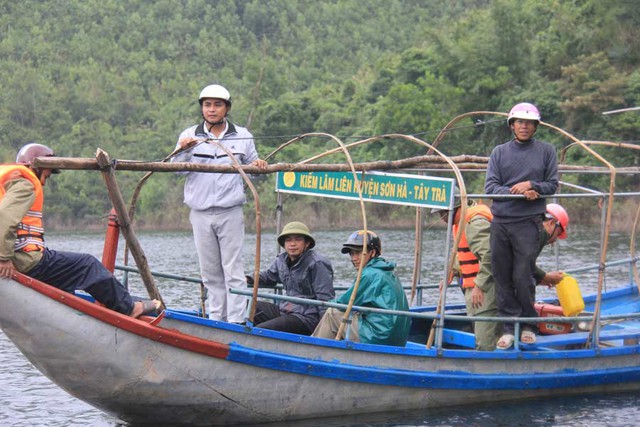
<box><xmin>1</xmin><ymin>0</ymin><xmax>639</xmax><ymax>230</ymax></box>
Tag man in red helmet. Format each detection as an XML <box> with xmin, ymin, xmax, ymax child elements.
<box><xmin>0</xmin><ymin>143</ymin><xmax>159</xmax><ymax>318</ymax></box>
<box><xmin>485</xmin><ymin>102</ymin><xmax>559</xmax><ymax>349</ymax></box>
<box><xmin>534</xmin><ymin>204</ymin><xmax>570</xmax><ymax>287</ymax></box>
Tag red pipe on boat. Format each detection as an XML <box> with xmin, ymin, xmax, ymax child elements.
<box><xmin>101</xmin><ymin>209</ymin><xmax>120</xmax><ymax>272</ymax></box>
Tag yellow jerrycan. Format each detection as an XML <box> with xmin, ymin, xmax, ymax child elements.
<box><xmin>556</xmin><ymin>274</ymin><xmax>585</xmax><ymax>316</ymax></box>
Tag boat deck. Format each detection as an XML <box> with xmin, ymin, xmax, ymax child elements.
<box><xmin>430</xmin><ymin>323</ymin><xmax>640</xmax><ymax>351</ymax></box>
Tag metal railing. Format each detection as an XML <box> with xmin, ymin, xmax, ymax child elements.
<box><xmin>115</xmin><ymin>255</ymin><xmax>640</xmax><ymax>350</ymax></box>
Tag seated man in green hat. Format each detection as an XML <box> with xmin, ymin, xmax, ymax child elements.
<box><xmin>250</xmin><ymin>221</ymin><xmax>334</xmax><ymax>335</ymax></box>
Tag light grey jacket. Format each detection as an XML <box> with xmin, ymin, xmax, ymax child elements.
<box><xmin>172</xmin><ymin>121</ymin><xmax>259</xmax><ymax>210</ymax></box>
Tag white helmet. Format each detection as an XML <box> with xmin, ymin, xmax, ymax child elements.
<box><xmin>198</xmin><ymin>84</ymin><xmax>231</xmax><ymax>106</ymax></box>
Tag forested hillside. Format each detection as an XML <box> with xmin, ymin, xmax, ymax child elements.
<box><xmin>1</xmin><ymin>0</ymin><xmax>639</xmax><ymax>230</ymax></box>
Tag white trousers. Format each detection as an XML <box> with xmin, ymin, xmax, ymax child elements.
<box><xmin>190</xmin><ymin>206</ymin><xmax>247</xmax><ymax>323</ymax></box>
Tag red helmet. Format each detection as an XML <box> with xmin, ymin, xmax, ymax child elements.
<box><xmin>507</xmin><ymin>102</ymin><xmax>541</xmax><ymax>126</ymax></box>
<box><xmin>546</xmin><ymin>203</ymin><xmax>568</xmax><ymax>239</ymax></box>
<box><xmin>16</xmin><ymin>143</ymin><xmax>60</xmax><ymax>173</ymax></box>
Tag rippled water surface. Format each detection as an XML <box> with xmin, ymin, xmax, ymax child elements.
<box><xmin>1</xmin><ymin>226</ymin><xmax>639</xmax><ymax>426</ymax></box>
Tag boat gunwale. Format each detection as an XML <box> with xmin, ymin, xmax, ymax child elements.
<box><xmin>10</xmin><ymin>273</ymin><xmax>231</xmax><ymax>360</ymax></box>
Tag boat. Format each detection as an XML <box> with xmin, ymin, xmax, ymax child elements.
<box><xmin>2</xmin><ymin>112</ymin><xmax>640</xmax><ymax>425</ymax></box>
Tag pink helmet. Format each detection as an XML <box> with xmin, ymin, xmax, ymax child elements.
<box><xmin>16</xmin><ymin>143</ymin><xmax>60</xmax><ymax>174</ymax></box>
<box><xmin>546</xmin><ymin>203</ymin><xmax>568</xmax><ymax>239</ymax></box>
<box><xmin>507</xmin><ymin>102</ymin><xmax>541</xmax><ymax>126</ymax></box>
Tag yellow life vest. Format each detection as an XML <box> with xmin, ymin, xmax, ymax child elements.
<box><xmin>452</xmin><ymin>204</ymin><xmax>493</xmax><ymax>289</ymax></box>
<box><xmin>0</xmin><ymin>164</ymin><xmax>45</xmax><ymax>252</ymax></box>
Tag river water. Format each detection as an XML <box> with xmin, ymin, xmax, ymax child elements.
<box><xmin>1</xmin><ymin>226</ymin><xmax>640</xmax><ymax>426</ymax></box>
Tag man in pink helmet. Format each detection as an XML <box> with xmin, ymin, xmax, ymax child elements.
<box><xmin>484</xmin><ymin>102</ymin><xmax>558</xmax><ymax>349</ymax></box>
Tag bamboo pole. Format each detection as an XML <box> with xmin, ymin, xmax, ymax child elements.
<box><xmin>409</xmin><ymin>207</ymin><xmax>424</xmax><ymax>305</ymax></box>
<box><xmin>562</xmin><ymin>140</ymin><xmax>640</xmax><ymax>305</ymax></box>
<box><xmin>282</xmin><ymin>132</ymin><xmax>467</xmax><ymax>347</ymax></box>
<box><xmin>223</xmin><ymin>131</ymin><xmax>369</xmax><ymax>339</ymax></box>
<box><xmin>562</xmin><ymin>140</ymin><xmax>640</xmax><ymax>292</ymax></box>
<box><xmin>556</xmin><ymin>139</ymin><xmax>617</xmax><ymax>348</ymax></box>
<box><xmin>305</xmin><ymin>133</ymin><xmax>468</xmax><ymax>348</ymax></box>
<box><xmin>631</xmin><ymin>206</ymin><xmax>640</xmax><ymax>287</ymax></box>
<box><xmin>119</xmin><ymin>143</ymin><xmax>211</xmax><ymax>293</ymax></box>
<box><xmin>33</xmin><ymin>155</ymin><xmax>640</xmax><ymax>175</ymax></box>
<box><xmin>428</xmin><ymin>110</ymin><xmax>507</xmax><ymax>155</ymax></box>
<box><xmin>123</xmin><ymin>144</ymin><xmax>198</xmax><ymax>291</ymax></box>
<box><xmin>602</xmin><ymin>106</ymin><xmax>640</xmax><ymax>115</ymax></box>
<box><xmin>320</xmin><ymin>134</ymin><xmax>370</xmax><ymax>341</ymax></box>
<box><xmin>207</xmin><ymin>144</ymin><xmax>262</xmax><ymax>325</ymax></box>
<box><xmin>33</xmin><ymin>153</ymin><xmax>482</xmax><ymax>173</ymax></box>
<box><xmin>95</xmin><ymin>149</ymin><xmax>165</xmax><ymax>308</ymax></box>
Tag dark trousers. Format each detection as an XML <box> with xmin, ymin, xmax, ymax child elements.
<box><xmin>27</xmin><ymin>248</ymin><xmax>134</xmax><ymax>315</ymax></box>
<box><xmin>490</xmin><ymin>217</ymin><xmax>541</xmax><ymax>334</ymax></box>
<box><xmin>253</xmin><ymin>300</ymin><xmax>312</xmax><ymax>335</ymax></box>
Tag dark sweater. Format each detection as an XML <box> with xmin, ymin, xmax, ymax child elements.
<box><xmin>484</xmin><ymin>138</ymin><xmax>558</xmax><ymax>222</ymax></box>
<box><xmin>533</xmin><ymin>228</ymin><xmax>551</xmax><ymax>282</ymax></box>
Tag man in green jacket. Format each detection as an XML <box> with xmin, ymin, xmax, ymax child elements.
<box><xmin>312</xmin><ymin>230</ymin><xmax>411</xmax><ymax>346</ymax></box>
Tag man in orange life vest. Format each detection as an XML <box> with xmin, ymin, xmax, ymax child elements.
<box><xmin>434</xmin><ymin>199</ymin><xmax>500</xmax><ymax>351</ymax></box>
<box><xmin>0</xmin><ymin>143</ymin><xmax>159</xmax><ymax>318</ymax></box>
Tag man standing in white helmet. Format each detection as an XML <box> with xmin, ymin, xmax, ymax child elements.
<box><xmin>172</xmin><ymin>84</ymin><xmax>267</xmax><ymax>323</ymax></box>
<box><xmin>484</xmin><ymin>102</ymin><xmax>558</xmax><ymax>349</ymax></box>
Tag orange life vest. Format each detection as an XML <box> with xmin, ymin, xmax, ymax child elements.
<box><xmin>0</xmin><ymin>164</ymin><xmax>45</xmax><ymax>252</ymax></box>
<box><xmin>452</xmin><ymin>204</ymin><xmax>493</xmax><ymax>289</ymax></box>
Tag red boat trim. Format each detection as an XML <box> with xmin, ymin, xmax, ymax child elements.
<box><xmin>12</xmin><ymin>273</ymin><xmax>230</xmax><ymax>359</ymax></box>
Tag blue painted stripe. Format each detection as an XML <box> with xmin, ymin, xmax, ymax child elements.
<box><xmin>164</xmin><ymin>309</ymin><xmax>640</xmax><ymax>360</ymax></box>
<box><xmin>165</xmin><ymin>309</ymin><xmax>435</xmax><ymax>355</ymax></box>
<box><xmin>227</xmin><ymin>342</ymin><xmax>640</xmax><ymax>390</ymax></box>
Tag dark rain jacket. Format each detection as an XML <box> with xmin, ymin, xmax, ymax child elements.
<box><xmin>259</xmin><ymin>249</ymin><xmax>335</xmax><ymax>332</ymax></box>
